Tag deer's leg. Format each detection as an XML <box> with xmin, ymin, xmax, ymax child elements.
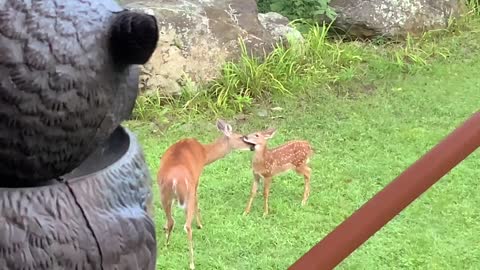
<box><xmin>195</xmin><ymin>187</ymin><xmax>203</xmax><ymax>229</ymax></box>
<box><xmin>160</xmin><ymin>190</ymin><xmax>175</xmax><ymax>246</ymax></box>
<box><xmin>296</xmin><ymin>164</ymin><xmax>312</xmax><ymax>206</ymax></box>
<box><xmin>184</xmin><ymin>193</ymin><xmax>196</xmax><ymax>270</ymax></box>
<box><xmin>263</xmin><ymin>177</ymin><xmax>272</xmax><ymax>217</ymax></box>
<box><xmin>244</xmin><ymin>173</ymin><xmax>261</xmax><ymax>215</ymax></box>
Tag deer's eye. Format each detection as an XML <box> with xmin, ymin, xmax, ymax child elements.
<box><xmin>255</xmin><ymin>134</ymin><xmax>259</xmax><ymax>137</ymax></box>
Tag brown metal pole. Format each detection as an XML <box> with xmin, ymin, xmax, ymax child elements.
<box><xmin>289</xmin><ymin>111</ymin><xmax>480</xmax><ymax>270</ymax></box>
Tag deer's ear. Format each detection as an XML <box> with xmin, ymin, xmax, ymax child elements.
<box><xmin>262</xmin><ymin>128</ymin><xmax>276</xmax><ymax>139</ymax></box>
<box><xmin>216</xmin><ymin>119</ymin><xmax>225</xmax><ymax>131</ymax></box>
<box><xmin>217</xmin><ymin>119</ymin><xmax>232</xmax><ymax>137</ymax></box>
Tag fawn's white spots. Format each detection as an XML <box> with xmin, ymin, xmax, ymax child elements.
<box><xmin>244</xmin><ymin>134</ymin><xmax>313</xmax><ymax>215</ymax></box>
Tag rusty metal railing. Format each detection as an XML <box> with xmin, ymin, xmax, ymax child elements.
<box><xmin>289</xmin><ymin>111</ymin><xmax>480</xmax><ymax>270</ymax></box>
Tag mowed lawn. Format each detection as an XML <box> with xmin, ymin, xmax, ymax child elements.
<box><xmin>125</xmin><ymin>45</ymin><xmax>480</xmax><ymax>269</ymax></box>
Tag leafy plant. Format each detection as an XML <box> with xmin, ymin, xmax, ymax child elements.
<box><xmin>259</xmin><ymin>0</ymin><xmax>337</xmax><ymax>24</ymax></box>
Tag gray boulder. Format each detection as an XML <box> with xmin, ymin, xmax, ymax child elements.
<box><xmin>120</xmin><ymin>0</ymin><xmax>300</xmax><ymax>95</ymax></box>
<box><xmin>329</xmin><ymin>0</ymin><xmax>464</xmax><ymax>39</ymax></box>
<box><xmin>258</xmin><ymin>12</ymin><xmax>304</xmax><ymax>45</ymax></box>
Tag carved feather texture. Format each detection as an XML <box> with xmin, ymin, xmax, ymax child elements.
<box><xmin>0</xmin><ymin>127</ymin><xmax>156</xmax><ymax>269</ymax></box>
<box><xmin>0</xmin><ymin>0</ymin><xmax>156</xmax><ymax>185</ymax></box>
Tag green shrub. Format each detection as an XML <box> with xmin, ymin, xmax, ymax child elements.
<box><xmin>258</xmin><ymin>0</ymin><xmax>337</xmax><ymax>25</ymax></box>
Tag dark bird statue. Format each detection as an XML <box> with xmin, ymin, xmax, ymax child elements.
<box><xmin>0</xmin><ymin>0</ymin><xmax>159</xmax><ymax>186</ymax></box>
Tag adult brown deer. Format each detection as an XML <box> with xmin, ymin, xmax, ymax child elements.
<box><xmin>157</xmin><ymin>119</ymin><xmax>252</xmax><ymax>269</ymax></box>
<box><xmin>242</xmin><ymin>128</ymin><xmax>314</xmax><ymax>217</ymax></box>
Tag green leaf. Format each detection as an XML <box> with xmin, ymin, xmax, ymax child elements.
<box><xmin>312</xmin><ymin>9</ymin><xmax>326</xmax><ymax>15</ymax></box>
<box><xmin>270</xmin><ymin>2</ymin><xmax>286</xmax><ymax>12</ymax></box>
<box><xmin>326</xmin><ymin>8</ymin><xmax>337</xmax><ymax>20</ymax></box>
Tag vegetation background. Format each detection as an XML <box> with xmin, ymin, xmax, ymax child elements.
<box><xmin>127</xmin><ymin>0</ymin><xmax>480</xmax><ymax>269</ymax></box>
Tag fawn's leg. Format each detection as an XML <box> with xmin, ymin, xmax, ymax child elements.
<box><xmin>263</xmin><ymin>177</ymin><xmax>272</xmax><ymax>217</ymax></box>
<box><xmin>244</xmin><ymin>173</ymin><xmax>261</xmax><ymax>215</ymax></box>
<box><xmin>296</xmin><ymin>164</ymin><xmax>312</xmax><ymax>206</ymax></box>
<box><xmin>184</xmin><ymin>193</ymin><xmax>196</xmax><ymax>270</ymax></box>
<box><xmin>195</xmin><ymin>187</ymin><xmax>203</xmax><ymax>229</ymax></box>
<box><xmin>160</xmin><ymin>191</ymin><xmax>175</xmax><ymax>246</ymax></box>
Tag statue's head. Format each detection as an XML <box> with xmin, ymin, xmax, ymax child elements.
<box><xmin>0</xmin><ymin>0</ymin><xmax>158</xmax><ymax>186</ymax></box>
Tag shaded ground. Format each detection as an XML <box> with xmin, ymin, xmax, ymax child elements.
<box><xmin>125</xmin><ymin>28</ymin><xmax>480</xmax><ymax>269</ymax></box>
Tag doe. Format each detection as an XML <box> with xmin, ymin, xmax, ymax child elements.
<box><xmin>242</xmin><ymin>128</ymin><xmax>314</xmax><ymax>216</ymax></box>
<box><xmin>156</xmin><ymin>119</ymin><xmax>252</xmax><ymax>270</ymax></box>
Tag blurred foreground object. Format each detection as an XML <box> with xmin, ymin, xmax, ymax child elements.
<box><xmin>0</xmin><ymin>0</ymin><xmax>159</xmax><ymax>268</ymax></box>
<box><xmin>0</xmin><ymin>0</ymin><xmax>158</xmax><ymax>185</ymax></box>
<box><xmin>0</xmin><ymin>126</ymin><xmax>156</xmax><ymax>269</ymax></box>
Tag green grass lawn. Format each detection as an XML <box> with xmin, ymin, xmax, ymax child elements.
<box><xmin>125</xmin><ymin>25</ymin><xmax>480</xmax><ymax>270</ymax></box>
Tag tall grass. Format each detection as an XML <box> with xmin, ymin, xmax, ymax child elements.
<box><xmin>210</xmin><ymin>23</ymin><xmax>334</xmax><ymax>108</ymax></box>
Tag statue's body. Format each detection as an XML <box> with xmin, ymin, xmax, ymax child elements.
<box><xmin>0</xmin><ymin>0</ymin><xmax>159</xmax><ymax>269</ymax></box>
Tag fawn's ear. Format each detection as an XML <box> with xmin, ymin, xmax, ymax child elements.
<box><xmin>262</xmin><ymin>128</ymin><xmax>277</xmax><ymax>139</ymax></box>
<box><xmin>216</xmin><ymin>119</ymin><xmax>233</xmax><ymax>137</ymax></box>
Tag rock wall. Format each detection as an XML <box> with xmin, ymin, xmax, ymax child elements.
<box><xmin>120</xmin><ymin>0</ymin><xmax>300</xmax><ymax>95</ymax></box>
<box><xmin>329</xmin><ymin>0</ymin><xmax>464</xmax><ymax>39</ymax></box>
